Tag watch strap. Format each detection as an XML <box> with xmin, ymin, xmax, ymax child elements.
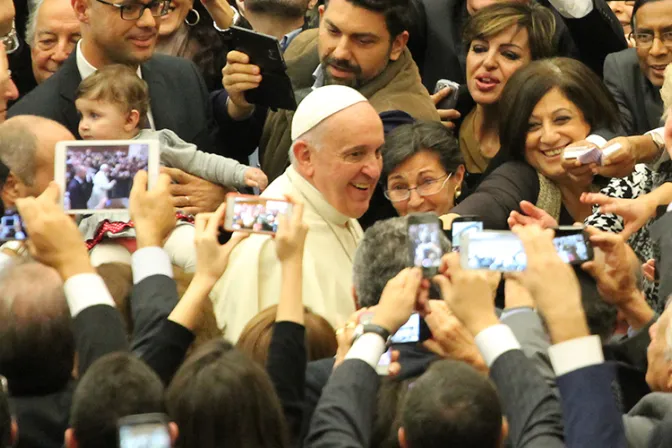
<box><xmin>361</xmin><ymin>324</ymin><xmax>391</xmax><ymax>346</ymax></box>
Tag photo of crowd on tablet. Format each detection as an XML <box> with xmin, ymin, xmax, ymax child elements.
<box><xmin>64</xmin><ymin>144</ymin><xmax>149</xmax><ymax>211</ymax></box>
<box><xmin>231</xmin><ymin>199</ymin><xmax>289</xmax><ymax>233</ymax></box>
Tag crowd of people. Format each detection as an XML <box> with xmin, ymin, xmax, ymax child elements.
<box><xmin>2</xmin><ymin>0</ymin><xmax>672</xmax><ymax>445</ymax></box>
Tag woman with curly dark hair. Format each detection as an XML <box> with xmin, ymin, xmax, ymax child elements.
<box><xmin>154</xmin><ymin>0</ymin><xmax>237</xmax><ymax>91</ymax></box>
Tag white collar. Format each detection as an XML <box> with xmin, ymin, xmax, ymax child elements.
<box><xmin>285</xmin><ymin>166</ymin><xmax>351</xmax><ymax>227</ymax></box>
<box><xmin>76</xmin><ymin>40</ymin><xmax>144</xmax><ymax>80</ymax></box>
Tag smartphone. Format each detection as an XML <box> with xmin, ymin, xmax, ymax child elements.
<box><xmin>118</xmin><ymin>413</ymin><xmax>171</xmax><ymax>448</ymax></box>
<box><xmin>407</xmin><ymin>213</ymin><xmax>443</xmax><ymax>277</ymax></box>
<box><xmin>223</xmin><ymin>193</ymin><xmax>293</xmax><ymax>235</ymax></box>
<box><xmin>54</xmin><ymin>140</ymin><xmax>159</xmax><ymax>214</ymax></box>
<box><xmin>552</xmin><ymin>226</ymin><xmax>594</xmax><ymax>264</ymax></box>
<box><xmin>451</xmin><ymin>215</ymin><xmax>483</xmax><ymax>251</ymax></box>
<box><xmin>225</xmin><ymin>26</ymin><xmax>297</xmax><ymax>111</ymax></box>
<box><xmin>461</xmin><ymin>231</ymin><xmax>527</xmax><ymax>272</ymax></box>
<box><xmin>461</xmin><ymin>228</ymin><xmax>594</xmax><ymax>271</ymax></box>
<box><xmin>0</xmin><ymin>210</ymin><xmax>26</xmax><ymax>243</ymax></box>
<box><xmin>359</xmin><ymin>312</ymin><xmax>432</xmax><ymax>344</ymax></box>
<box><xmin>434</xmin><ymin>79</ymin><xmax>460</xmax><ymax>110</ymax></box>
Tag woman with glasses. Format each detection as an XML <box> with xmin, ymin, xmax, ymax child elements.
<box><xmin>603</xmin><ymin>0</ymin><xmax>672</xmax><ymax>136</ymax></box>
<box><xmin>381</xmin><ymin>121</ymin><xmax>465</xmax><ymax>217</ymax></box>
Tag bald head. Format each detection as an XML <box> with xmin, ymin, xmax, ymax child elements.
<box><xmin>0</xmin><ymin>261</ymin><xmax>74</xmax><ymax>395</ymax></box>
<box><xmin>0</xmin><ymin>116</ymin><xmax>74</xmax><ymax>204</ymax></box>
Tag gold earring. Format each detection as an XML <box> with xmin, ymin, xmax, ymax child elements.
<box><xmin>454</xmin><ymin>185</ymin><xmax>462</xmax><ymax>200</ymax></box>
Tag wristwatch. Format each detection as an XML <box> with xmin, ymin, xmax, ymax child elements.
<box><xmin>1</xmin><ymin>21</ymin><xmax>19</xmax><ymax>55</ymax></box>
<box><xmin>352</xmin><ymin>323</ymin><xmax>392</xmax><ymax>347</ymax></box>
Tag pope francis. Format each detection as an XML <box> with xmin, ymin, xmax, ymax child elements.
<box><xmin>210</xmin><ymin>85</ymin><xmax>385</xmax><ymax>341</ymax></box>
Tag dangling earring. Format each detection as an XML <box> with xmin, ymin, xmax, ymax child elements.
<box><xmin>185</xmin><ymin>9</ymin><xmax>201</xmax><ymax>26</ymax></box>
<box><xmin>454</xmin><ymin>185</ymin><xmax>462</xmax><ymax>200</ymax></box>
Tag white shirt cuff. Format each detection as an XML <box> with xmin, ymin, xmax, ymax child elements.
<box><xmin>547</xmin><ymin>0</ymin><xmax>593</xmax><ymax>18</ymax></box>
<box><xmin>345</xmin><ymin>333</ymin><xmax>387</xmax><ymax>370</ymax></box>
<box><xmin>667</xmin><ymin>202</ymin><xmax>672</xmax><ymax>212</ymax></box>
<box><xmin>132</xmin><ymin>247</ymin><xmax>173</xmax><ymax>284</ymax></box>
<box><xmin>585</xmin><ymin>134</ymin><xmax>607</xmax><ymax>148</ymax></box>
<box><xmin>64</xmin><ymin>273</ymin><xmax>116</xmax><ymax>318</ymax></box>
<box><xmin>548</xmin><ymin>335</ymin><xmax>604</xmax><ymax>376</ymax></box>
<box><xmin>474</xmin><ymin>324</ymin><xmax>521</xmax><ymax>368</ymax></box>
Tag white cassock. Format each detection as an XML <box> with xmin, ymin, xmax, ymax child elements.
<box><xmin>210</xmin><ymin>166</ymin><xmax>362</xmax><ymax>342</ymax></box>
<box><xmin>87</xmin><ymin>170</ymin><xmax>115</xmax><ymax>209</ymax></box>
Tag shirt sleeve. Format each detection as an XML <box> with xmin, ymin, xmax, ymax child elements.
<box><xmin>132</xmin><ymin>246</ymin><xmax>173</xmax><ymax>284</ymax></box>
<box><xmin>474</xmin><ymin>324</ymin><xmax>522</xmax><ymax>368</ymax></box>
<box><xmin>546</xmin><ymin>0</ymin><xmax>593</xmax><ymax>18</ymax></box>
<box><xmin>344</xmin><ymin>333</ymin><xmax>387</xmax><ymax>369</ymax></box>
<box><xmin>645</xmin><ymin>127</ymin><xmax>668</xmax><ymax>171</ymax></box>
<box><xmin>158</xmin><ymin>128</ymin><xmax>249</xmax><ymax>188</ymax></box>
<box><xmin>64</xmin><ymin>273</ymin><xmax>116</xmax><ymax>317</ymax></box>
<box><xmin>548</xmin><ymin>335</ymin><xmax>604</xmax><ymax>376</ymax></box>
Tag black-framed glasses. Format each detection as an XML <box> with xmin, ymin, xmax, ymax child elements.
<box><xmin>629</xmin><ymin>30</ymin><xmax>672</xmax><ymax>49</ymax></box>
<box><xmin>95</xmin><ymin>0</ymin><xmax>170</xmax><ymax>20</ymax></box>
<box><xmin>384</xmin><ymin>173</ymin><xmax>452</xmax><ymax>202</ymax></box>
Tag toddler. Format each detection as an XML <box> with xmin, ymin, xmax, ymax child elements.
<box><xmin>74</xmin><ymin>64</ymin><xmax>268</xmax><ymax>271</ymax></box>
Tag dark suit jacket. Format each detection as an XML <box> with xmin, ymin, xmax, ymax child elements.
<box><xmin>414</xmin><ymin>0</ymin><xmax>627</xmax><ymax>92</ymax></box>
<box><xmin>304</xmin><ymin>359</ymin><xmax>380</xmax><ymax>448</ymax></box>
<box><xmin>650</xmin><ymin>212</ymin><xmax>672</xmax><ymax>304</ymax></box>
<box><xmin>7</xmin><ymin>51</ymin><xmax>222</xmax><ymax>155</ymax></box>
<box><xmin>67</xmin><ymin>178</ymin><xmax>91</xmax><ymax>211</ymax></box>
<box><xmin>556</xmin><ymin>362</ymin><xmax>628</xmax><ymax>447</ymax></box>
<box><xmin>604</xmin><ymin>48</ymin><xmax>664</xmax><ymax>136</ymax></box>
<box><xmin>9</xmin><ymin>273</ymin><xmax>186</xmax><ymax>448</ymax></box>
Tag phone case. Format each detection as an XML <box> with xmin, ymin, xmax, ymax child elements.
<box><xmin>229</xmin><ymin>26</ymin><xmax>298</xmax><ymax>111</ymax></box>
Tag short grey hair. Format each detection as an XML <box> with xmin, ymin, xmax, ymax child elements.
<box><xmin>26</xmin><ymin>0</ymin><xmax>44</xmax><ymax>47</ymax></box>
<box><xmin>289</xmin><ymin>118</ymin><xmax>325</xmax><ymax>166</ymax></box>
<box><xmin>353</xmin><ymin>216</ymin><xmax>451</xmax><ymax>308</ymax></box>
<box><xmin>0</xmin><ymin>121</ymin><xmax>39</xmax><ymax>186</ymax></box>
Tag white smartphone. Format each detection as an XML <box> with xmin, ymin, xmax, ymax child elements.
<box><xmin>460</xmin><ymin>231</ymin><xmax>527</xmax><ymax>272</ymax></box>
<box><xmin>223</xmin><ymin>193</ymin><xmax>293</xmax><ymax>235</ymax></box>
<box><xmin>54</xmin><ymin>140</ymin><xmax>159</xmax><ymax>214</ymax></box>
<box><xmin>118</xmin><ymin>413</ymin><xmax>171</xmax><ymax>448</ymax></box>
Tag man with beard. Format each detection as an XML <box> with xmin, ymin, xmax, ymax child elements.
<box><xmin>215</xmin><ymin>0</ymin><xmax>439</xmax><ymax>182</ymax></box>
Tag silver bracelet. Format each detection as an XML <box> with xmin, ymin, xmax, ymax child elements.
<box><xmin>213</xmin><ymin>6</ymin><xmax>240</xmax><ymax>32</ymax></box>
<box><xmin>1</xmin><ymin>20</ymin><xmax>19</xmax><ymax>54</ymax></box>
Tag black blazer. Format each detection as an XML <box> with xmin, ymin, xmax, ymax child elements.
<box><xmin>67</xmin><ymin>178</ymin><xmax>91</xmax><ymax>211</ymax></box>
<box><xmin>413</xmin><ymin>0</ymin><xmax>627</xmax><ymax>92</ymax></box>
<box><xmin>7</xmin><ymin>51</ymin><xmax>222</xmax><ymax>155</ymax></box>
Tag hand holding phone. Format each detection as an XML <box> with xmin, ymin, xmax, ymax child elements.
<box><xmin>224</xmin><ymin>193</ymin><xmax>293</xmax><ymax>235</ymax></box>
<box><xmin>433</xmin><ymin>79</ymin><xmax>460</xmax><ymax>110</ymax></box>
<box><xmin>451</xmin><ymin>215</ymin><xmax>483</xmax><ymax>251</ymax></box>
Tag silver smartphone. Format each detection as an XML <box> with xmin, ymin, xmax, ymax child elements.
<box><xmin>223</xmin><ymin>193</ymin><xmax>293</xmax><ymax>235</ymax></box>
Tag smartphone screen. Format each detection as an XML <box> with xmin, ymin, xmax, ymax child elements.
<box><xmin>0</xmin><ymin>210</ymin><xmax>26</xmax><ymax>243</ymax></box>
<box><xmin>376</xmin><ymin>348</ymin><xmax>392</xmax><ymax>376</ymax></box>
<box><xmin>408</xmin><ymin>221</ymin><xmax>443</xmax><ymax>273</ymax></box>
<box><xmin>553</xmin><ymin>233</ymin><xmax>592</xmax><ymax>264</ymax></box>
<box><xmin>452</xmin><ymin>220</ymin><xmax>483</xmax><ymax>250</ymax></box>
<box><xmin>462</xmin><ymin>232</ymin><xmax>527</xmax><ymax>272</ymax></box>
<box><xmin>119</xmin><ymin>422</ymin><xmax>171</xmax><ymax>448</ymax></box>
<box><xmin>225</xmin><ymin>195</ymin><xmax>291</xmax><ymax>235</ymax></box>
<box><xmin>390</xmin><ymin>313</ymin><xmax>421</xmax><ymax>344</ymax></box>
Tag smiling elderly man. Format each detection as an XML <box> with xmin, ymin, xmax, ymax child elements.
<box><xmin>26</xmin><ymin>0</ymin><xmax>81</xmax><ymax>84</ymax></box>
<box><xmin>210</xmin><ymin>85</ymin><xmax>384</xmax><ymax>341</ymax></box>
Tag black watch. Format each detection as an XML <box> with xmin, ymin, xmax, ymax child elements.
<box><xmin>352</xmin><ymin>323</ymin><xmax>392</xmax><ymax>347</ymax></box>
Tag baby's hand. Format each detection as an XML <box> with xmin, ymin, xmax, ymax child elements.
<box><xmin>244</xmin><ymin>167</ymin><xmax>268</xmax><ymax>191</ymax></box>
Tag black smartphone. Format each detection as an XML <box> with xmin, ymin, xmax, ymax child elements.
<box><xmin>552</xmin><ymin>226</ymin><xmax>594</xmax><ymax>265</ymax></box>
<box><xmin>434</xmin><ymin>79</ymin><xmax>460</xmax><ymax>110</ymax></box>
<box><xmin>118</xmin><ymin>413</ymin><xmax>171</xmax><ymax>448</ymax></box>
<box><xmin>0</xmin><ymin>210</ymin><xmax>26</xmax><ymax>243</ymax></box>
<box><xmin>451</xmin><ymin>215</ymin><xmax>483</xmax><ymax>252</ymax></box>
<box><xmin>226</xmin><ymin>26</ymin><xmax>297</xmax><ymax>111</ymax></box>
<box><xmin>407</xmin><ymin>213</ymin><xmax>444</xmax><ymax>277</ymax></box>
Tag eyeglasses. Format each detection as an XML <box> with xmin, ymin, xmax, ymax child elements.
<box><xmin>95</xmin><ymin>0</ymin><xmax>170</xmax><ymax>21</ymax></box>
<box><xmin>384</xmin><ymin>173</ymin><xmax>452</xmax><ymax>202</ymax></box>
<box><xmin>630</xmin><ymin>30</ymin><xmax>672</xmax><ymax>49</ymax></box>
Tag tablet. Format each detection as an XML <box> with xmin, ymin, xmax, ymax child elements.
<box><xmin>54</xmin><ymin>140</ymin><xmax>160</xmax><ymax>214</ymax></box>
